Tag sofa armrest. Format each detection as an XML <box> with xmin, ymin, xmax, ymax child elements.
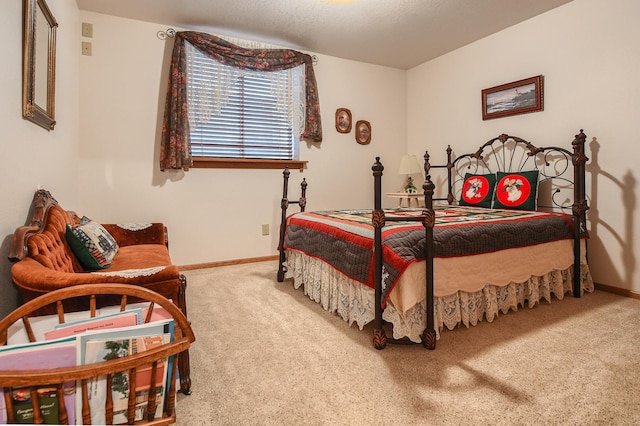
<box><xmin>101</xmin><ymin>223</ymin><xmax>168</xmax><ymax>248</ymax></box>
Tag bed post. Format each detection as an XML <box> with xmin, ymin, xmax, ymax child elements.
<box><xmin>371</xmin><ymin>157</ymin><xmax>387</xmax><ymax>350</ymax></box>
<box><xmin>277</xmin><ymin>167</ymin><xmax>307</xmax><ymax>282</ymax></box>
<box><xmin>277</xmin><ymin>167</ymin><xmax>291</xmax><ymax>282</ymax></box>
<box><xmin>571</xmin><ymin>129</ymin><xmax>589</xmax><ymax>297</ymax></box>
<box><xmin>421</xmin><ymin>151</ymin><xmax>437</xmax><ymax>350</ymax></box>
<box><xmin>445</xmin><ymin>145</ymin><xmax>455</xmax><ymax>205</ymax></box>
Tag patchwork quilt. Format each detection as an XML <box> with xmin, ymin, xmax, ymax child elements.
<box><xmin>283</xmin><ymin>206</ymin><xmax>574</xmax><ymax>306</ymax></box>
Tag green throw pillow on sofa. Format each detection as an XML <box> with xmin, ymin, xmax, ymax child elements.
<box><xmin>66</xmin><ymin>216</ymin><xmax>119</xmax><ymax>270</ymax></box>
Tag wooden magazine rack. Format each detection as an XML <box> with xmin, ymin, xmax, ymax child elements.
<box><xmin>0</xmin><ymin>284</ymin><xmax>195</xmax><ymax>425</ymax></box>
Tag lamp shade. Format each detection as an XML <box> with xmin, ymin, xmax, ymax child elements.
<box><xmin>398</xmin><ymin>154</ymin><xmax>422</xmax><ymax>175</ymax></box>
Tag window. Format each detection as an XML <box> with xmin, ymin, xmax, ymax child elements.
<box><xmin>185</xmin><ymin>41</ymin><xmax>306</xmax><ymax>169</ymax></box>
<box><xmin>160</xmin><ymin>31</ymin><xmax>321</xmax><ymax>172</ymax></box>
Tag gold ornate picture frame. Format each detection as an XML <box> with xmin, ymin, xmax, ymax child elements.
<box><xmin>23</xmin><ymin>0</ymin><xmax>58</xmax><ymax>130</ymax></box>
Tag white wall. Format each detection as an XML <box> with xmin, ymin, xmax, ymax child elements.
<box><xmin>0</xmin><ymin>0</ymin><xmax>80</xmax><ymax>318</ymax></box>
<box><xmin>407</xmin><ymin>0</ymin><xmax>640</xmax><ymax>292</ymax></box>
<box><xmin>2</xmin><ymin>0</ymin><xmax>636</xmax><ymax>320</ymax></box>
<box><xmin>77</xmin><ymin>12</ymin><xmax>407</xmax><ymax>266</ymax></box>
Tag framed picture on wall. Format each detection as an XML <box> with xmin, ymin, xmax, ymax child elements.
<box><xmin>355</xmin><ymin>120</ymin><xmax>371</xmax><ymax>145</ymax></box>
<box><xmin>335</xmin><ymin>108</ymin><xmax>352</xmax><ymax>133</ymax></box>
<box><xmin>481</xmin><ymin>75</ymin><xmax>544</xmax><ymax>120</ymax></box>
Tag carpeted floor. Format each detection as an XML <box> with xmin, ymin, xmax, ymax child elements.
<box><xmin>175</xmin><ymin>261</ymin><xmax>640</xmax><ymax>425</ymax></box>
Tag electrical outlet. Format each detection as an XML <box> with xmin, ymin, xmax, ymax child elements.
<box><xmin>82</xmin><ymin>42</ymin><xmax>92</xmax><ymax>56</ymax></box>
<box><xmin>82</xmin><ymin>22</ymin><xmax>93</xmax><ymax>38</ymax></box>
<box><xmin>261</xmin><ymin>224</ymin><xmax>270</xmax><ymax>236</ymax></box>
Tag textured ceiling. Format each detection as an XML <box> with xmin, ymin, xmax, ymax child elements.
<box><xmin>76</xmin><ymin>0</ymin><xmax>572</xmax><ymax>70</ymax></box>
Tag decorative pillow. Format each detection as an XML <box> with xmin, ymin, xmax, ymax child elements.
<box><xmin>493</xmin><ymin>170</ymin><xmax>539</xmax><ymax>210</ymax></box>
<box><xmin>459</xmin><ymin>173</ymin><xmax>497</xmax><ymax>208</ymax></box>
<box><xmin>66</xmin><ymin>216</ymin><xmax>119</xmax><ymax>270</ymax></box>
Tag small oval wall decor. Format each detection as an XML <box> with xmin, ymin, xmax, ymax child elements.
<box><xmin>355</xmin><ymin>120</ymin><xmax>371</xmax><ymax>145</ymax></box>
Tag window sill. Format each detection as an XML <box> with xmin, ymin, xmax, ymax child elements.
<box><xmin>192</xmin><ymin>158</ymin><xmax>307</xmax><ymax>171</ymax></box>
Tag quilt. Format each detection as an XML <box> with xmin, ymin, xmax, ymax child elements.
<box><xmin>283</xmin><ymin>206</ymin><xmax>575</xmax><ymax>306</ymax></box>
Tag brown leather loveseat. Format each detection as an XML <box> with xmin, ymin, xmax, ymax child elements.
<box><xmin>8</xmin><ymin>189</ymin><xmax>192</xmax><ymax>394</ymax></box>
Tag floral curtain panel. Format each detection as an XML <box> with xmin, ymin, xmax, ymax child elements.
<box><xmin>160</xmin><ymin>31</ymin><xmax>322</xmax><ymax>171</ymax></box>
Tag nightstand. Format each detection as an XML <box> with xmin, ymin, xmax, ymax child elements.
<box><xmin>386</xmin><ymin>192</ymin><xmax>424</xmax><ymax>208</ymax></box>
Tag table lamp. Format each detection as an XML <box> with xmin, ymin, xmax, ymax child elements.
<box><xmin>398</xmin><ymin>154</ymin><xmax>422</xmax><ymax>193</ymax></box>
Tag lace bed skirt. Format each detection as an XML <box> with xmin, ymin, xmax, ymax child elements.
<box><xmin>285</xmin><ymin>250</ymin><xmax>594</xmax><ymax>343</ymax></box>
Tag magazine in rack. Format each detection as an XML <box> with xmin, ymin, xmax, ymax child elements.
<box><xmin>76</xmin><ymin>319</ymin><xmax>174</xmax><ymax>424</ymax></box>
<box><xmin>0</xmin><ymin>337</ymin><xmax>77</xmax><ymax>425</ymax></box>
<box><xmin>83</xmin><ymin>333</ymin><xmax>169</xmax><ymax>424</ymax></box>
<box><xmin>43</xmin><ymin>308</ymin><xmax>143</xmax><ymax>340</ymax></box>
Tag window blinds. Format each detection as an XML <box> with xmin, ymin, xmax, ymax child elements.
<box><xmin>185</xmin><ymin>41</ymin><xmax>302</xmax><ymax>160</ymax></box>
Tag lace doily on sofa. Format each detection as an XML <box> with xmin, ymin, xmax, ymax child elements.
<box><xmin>116</xmin><ymin>223</ymin><xmax>153</xmax><ymax>231</ymax></box>
<box><xmin>91</xmin><ymin>266</ymin><xmax>166</xmax><ymax>278</ymax></box>
<box><xmin>284</xmin><ymin>250</ymin><xmax>594</xmax><ymax>343</ymax></box>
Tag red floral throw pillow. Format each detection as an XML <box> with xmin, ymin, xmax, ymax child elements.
<box><xmin>459</xmin><ymin>173</ymin><xmax>497</xmax><ymax>208</ymax></box>
<box><xmin>493</xmin><ymin>170</ymin><xmax>539</xmax><ymax>210</ymax></box>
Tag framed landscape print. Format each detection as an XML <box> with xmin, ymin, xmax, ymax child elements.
<box><xmin>481</xmin><ymin>75</ymin><xmax>544</xmax><ymax>120</ymax></box>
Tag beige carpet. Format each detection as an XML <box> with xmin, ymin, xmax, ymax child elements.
<box><xmin>175</xmin><ymin>261</ymin><xmax>640</xmax><ymax>425</ymax></box>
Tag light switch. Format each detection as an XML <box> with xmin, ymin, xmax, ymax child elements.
<box><xmin>82</xmin><ymin>22</ymin><xmax>93</xmax><ymax>38</ymax></box>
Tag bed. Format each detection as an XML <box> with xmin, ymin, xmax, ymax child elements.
<box><xmin>277</xmin><ymin>129</ymin><xmax>593</xmax><ymax>350</ymax></box>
